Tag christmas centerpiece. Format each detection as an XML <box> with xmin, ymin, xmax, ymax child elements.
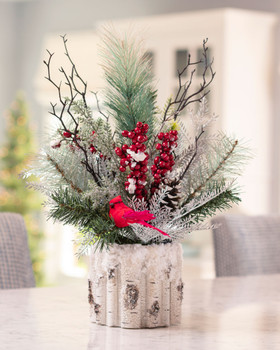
<box><xmin>23</xmin><ymin>30</ymin><xmax>248</xmax><ymax>328</ymax></box>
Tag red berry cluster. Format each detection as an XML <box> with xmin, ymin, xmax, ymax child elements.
<box><xmin>150</xmin><ymin>129</ymin><xmax>178</xmax><ymax>194</ymax></box>
<box><xmin>115</xmin><ymin>121</ymin><xmax>149</xmax><ymax>199</ymax></box>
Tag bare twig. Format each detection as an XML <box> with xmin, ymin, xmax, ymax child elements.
<box><xmin>149</xmin><ymin>39</ymin><xmax>215</xmax><ymax>158</ymax></box>
<box><xmin>164</xmin><ymin>38</ymin><xmax>215</xmax><ymax>122</ymax></box>
<box><xmin>43</xmin><ymin>36</ymin><xmax>102</xmax><ymax>187</ymax></box>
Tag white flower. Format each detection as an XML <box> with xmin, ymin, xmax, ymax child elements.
<box><xmin>127</xmin><ymin>178</ymin><xmax>136</xmax><ymax>194</ymax></box>
<box><xmin>130</xmin><ymin>161</ymin><xmax>137</xmax><ymax>168</ymax></box>
<box><xmin>127</xmin><ymin>149</ymin><xmax>147</xmax><ymax>162</ymax></box>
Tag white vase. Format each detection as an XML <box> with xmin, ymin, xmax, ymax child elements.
<box><xmin>88</xmin><ymin>242</ymin><xmax>183</xmax><ymax>329</ymax></box>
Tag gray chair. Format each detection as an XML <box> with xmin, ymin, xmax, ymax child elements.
<box><xmin>0</xmin><ymin>212</ymin><xmax>35</xmax><ymax>288</ymax></box>
<box><xmin>211</xmin><ymin>214</ymin><xmax>280</xmax><ymax>277</ymax></box>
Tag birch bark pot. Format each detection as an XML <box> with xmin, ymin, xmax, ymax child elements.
<box><xmin>88</xmin><ymin>242</ymin><xmax>183</xmax><ymax>329</ymax></box>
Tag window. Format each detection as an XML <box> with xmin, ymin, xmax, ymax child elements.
<box><xmin>175</xmin><ymin>50</ymin><xmax>189</xmax><ymax>77</ymax></box>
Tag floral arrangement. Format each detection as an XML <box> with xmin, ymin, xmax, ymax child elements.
<box><xmin>23</xmin><ymin>31</ymin><xmax>249</xmax><ymax>254</ymax></box>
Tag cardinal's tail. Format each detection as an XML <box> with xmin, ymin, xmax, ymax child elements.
<box><xmin>139</xmin><ymin>222</ymin><xmax>170</xmax><ymax>237</ymax></box>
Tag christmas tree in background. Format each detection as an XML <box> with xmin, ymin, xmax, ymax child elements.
<box><xmin>0</xmin><ymin>94</ymin><xmax>45</xmax><ymax>286</ymax></box>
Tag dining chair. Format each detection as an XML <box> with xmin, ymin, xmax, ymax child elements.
<box><xmin>0</xmin><ymin>212</ymin><xmax>35</xmax><ymax>288</ymax></box>
<box><xmin>211</xmin><ymin>214</ymin><xmax>280</xmax><ymax>277</ymax></box>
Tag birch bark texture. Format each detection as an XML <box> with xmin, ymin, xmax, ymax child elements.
<box><xmin>88</xmin><ymin>242</ymin><xmax>183</xmax><ymax>328</ymax></box>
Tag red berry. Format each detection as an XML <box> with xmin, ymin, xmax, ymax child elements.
<box><xmin>92</xmin><ymin>130</ymin><xmax>95</xmax><ymax>135</ymax></box>
<box><xmin>137</xmin><ymin>135</ymin><xmax>145</xmax><ymax>143</ymax></box>
<box><xmin>100</xmin><ymin>153</ymin><xmax>104</xmax><ymax>158</ymax></box>
<box><xmin>162</xmin><ymin>169</ymin><xmax>168</xmax><ymax>175</ymax></box>
<box><xmin>135</xmin><ymin>189</ymin><xmax>142</xmax><ymax>195</ymax></box>
<box><xmin>158</xmin><ymin>132</ymin><xmax>164</xmax><ymax>140</ymax></box>
<box><xmin>141</xmin><ymin>158</ymin><xmax>148</xmax><ymax>165</ymax></box>
<box><xmin>139</xmin><ymin>174</ymin><xmax>147</xmax><ymax>180</ymax></box>
<box><xmin>63</xmin><ymin>131</ymin><xmax>72</xmax><ymax>138</ymax></box>
<box><xmin>137</xmin><ymin>184</ymin><xmax>144</xmax><ymax>189</ymax></box>
<box><xmin>136</xmin><ymin>121</ymin><xmax>143</xmax><ymax>128</ymax></box>
<box><xmin>134</xmin><ymin>127</ymin><xmax>142</xmax><ymax>134</ymax></box>
<box><xmin>170</xmin><ymin>160</ymin><xmax>175</xmax><ymax>166</ymax></box>
<box><xmin>151</xmin><ymin>165</ymin><xmax>157</xmax><ymax>172</ymax></box>
<box><xmin>140</xmin><ymin>144</ymin><xmax>146</xmax><ymax>152</ymax></box>
<box><xmin>90</xmin><ymin>146</ymin><xmax>96</xmax><ymax>153</ymax></box>
<box><xmin>172</xmin><ymin>130</ymin><xmax>178</xmax><ymax>135</ymax></box>
<box><xmin>156</xmin><ymin>143</ymin><xmax>162</xmax><ymax>150</ymax></box>
<box><xmin>141</xmin><ymin>165</ymin><xmax>148</xmax><ymax>173</ymax></box>
<box><xmin>160</xmin><ymin>153</ymin><xmax>168</xmax><ymax>160</ymax></box>
<box><xmin>151</xmin><ymin>188</ymin><xmax>156</xmax><ymax>194</ymax></box>
<box><xmin>125</xmin><ymin>181</ymin><xmax>130</xmax><ymax>186</ymax></box>
<box><xmin>134</xmin><ymin>170</ymin><xmax>140</xmax><ymax>177</ymax></box>
<box><xmin>174</xmin><ymin>142</ymin><xmax>178</xmax><ymax>148</ymax></box>
<box><xmin>128</xmin><ymin>132</ymin><xmax>135</xmax><ymax>139</ymax></box>
<box><xmin>164</xmin><ymin>132</ymin><xmax>170</xmax><ymax>140</ymax></box>
<box><xmin>122</xmin><ymin>144</ymin><xmax>129</xmax><ymax>151</ymax></box>
<box><xmin>129</xmin><ymin>145</ymin><xmax>137</xmax><ymax>152</ymax></box>
<box><xmin>126</xmin><ymin>154</ymin><xmax>132</xmax><ymax>160</ymax></box>
<box><xmin>135</xmin><ymin>142</ymin><xmax>142</xmax><ymax>148</ymax></box>
<box><xmin>127</xmin><ymin>174</ymin><xmax>133</xmax><ymax>178</ymax></box>
<box><xmin>119</xmin><ymin>166</ymin><xmax>126</xmax><ymax>172</ymax></box>
<box><xmin>115</xmin><ymin>147</ymin><xmax>122</xmax><ymax>156</ymax></box>
<box><xmin>143</xmin><ymin>123</ymin><xmax>149</xmax><ymax>130</ymax></box>
<box><xmin>157</xmin><ymin>169</ymin><xmax>162</xmax><ymax>174</ymax></box>
<box><xmin>165</xmin><ymin>161</ymin><xmax>170</xmax><ymax>168</ymax></box>
<box><xmin>174</xmin><ymin>135</ymin><xmax>178</xmax><ymax>141</ymax></box>
<box><xmin>132</xmin><ymin>137</ymin><xmax>138</xmax><ymax>143</ymax></box>
<box><xmin>154</xmin><ymin>173</ymin><xmax>161</xmax><ymax>179</ymax></box>
<box><xmin>170</xmin><ymin>136</ymin><xmax>175</xmax><ymax>142</ymax></box>
<box><xmin>135</xmin><ymin>164</ymin><xmax>141</xmax><ymax>170</ymax></box>
<box><xmin>162</xmin><ymin>141</ymin><xmax>169</xmax><ymax>148</ymax></box>
<box><xmin>122</xmin><ymin>130</ymin><xmax>129</xmax><ymax>137</ymax></box>
<box><xmin>120</xmin><ymin>158</ymin><xmax>128</xmax><ymax>166</ymax></box>
<box><xmin>159</xmin><ymin>161</ymin><xmax>165</xmax><ymax>168</ymax></box>
<box><xmin>154</xmin><ymin>156</ymin><xmax>160</xmax><ymax>164</ymax></box>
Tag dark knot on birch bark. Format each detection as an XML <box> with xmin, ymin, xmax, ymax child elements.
<box><xmin>124</xmin><ymin>284</ymin><xmax>139</xmax><ymax>310</ymax></box>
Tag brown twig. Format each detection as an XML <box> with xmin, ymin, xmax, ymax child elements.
<box><xmin>150</xmin><ymin>39</ymin><xmax>215</xmax><ymax>157</ymax></box>
<box><xmin>165</xmin><ymin>38</ymin><xmax>215</xmax><ymax>121</ymax></box>
<box><xmin>43</xmin><ymin>35</ymin><xmax>102</xmax><ymax>186</ymax></box>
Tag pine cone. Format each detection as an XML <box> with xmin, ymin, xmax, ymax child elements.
<box><xmin>160</xmin><ymin>179</ymin><xmax>181</xmax><ymax>210</ymax></box>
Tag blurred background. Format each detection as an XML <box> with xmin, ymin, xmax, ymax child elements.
<box><xmin>0</xmin><ymin>0</ymin><xmax>279</xmax><ymax>286</ymax></box>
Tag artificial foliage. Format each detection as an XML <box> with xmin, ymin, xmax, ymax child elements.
<box><xmin>23</xmin><ymin>31</ymin><xmax>250</xmax><ymax>254</ymax></box>
<box><xmin>0</xmin><ymin>95</ymin><xmax>45</xmax><ymax>284</ymax></box>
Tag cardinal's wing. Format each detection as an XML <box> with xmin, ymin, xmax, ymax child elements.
<box><xmin>123</xmin><ymin>210</ymin><xmax>155</xmax><ymax>222</ymax></box>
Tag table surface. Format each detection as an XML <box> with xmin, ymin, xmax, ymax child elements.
<box><xmin>1</xmin><ymin>274</ymin><xmax>280</xmax><ymax>350</ymax></box>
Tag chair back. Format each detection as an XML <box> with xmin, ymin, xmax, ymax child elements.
<box><xmin>212</xmin><ymin>215</ymin><xmax>280</xmax><ymax>277</ymax></box>
<box><xmin>0</xmin><ymin>213</ymin><xmax>35</xmax><ymax>288</ymax></box>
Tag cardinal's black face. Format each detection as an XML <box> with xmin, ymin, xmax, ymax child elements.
<box><xmin>109</xmin><ymin>199</ymin><xmax>123</xmax><ymax>209</ymax></box>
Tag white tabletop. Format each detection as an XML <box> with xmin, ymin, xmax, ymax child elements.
<box><xmin>1</xmin><ymin>274</ymin><xmax>280</xmax><ymax>350</ymax></box>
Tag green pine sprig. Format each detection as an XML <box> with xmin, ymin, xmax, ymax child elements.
<box><xmin>101</xmin><ymin>29</ymin><xmax>157</xmax><ymax>138</ymax></box>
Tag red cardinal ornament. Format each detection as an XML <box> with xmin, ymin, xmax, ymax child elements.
<box><xmin>109</xmin><ymin>196</ymin><xmax>170</xmax><ymax>237</ymax></box>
